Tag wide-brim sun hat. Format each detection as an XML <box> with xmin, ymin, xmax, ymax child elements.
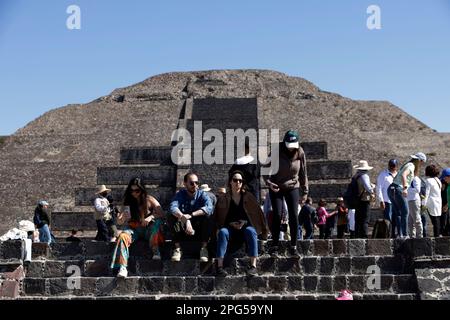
<box><xmin>200</xmin><ymin>184</ymin><xmax>211</xmax><ymax>192</ymax></box>
<box><xmin>353</xmin><ymin>160</ymin><xmax>373</xmax><ymax>171</ymax></box>
<box><xmin>410</xmin><ymin>152</ymin><xmax>427</xmax><ymax>162</ymax></box>
<box><xmin>96</xmin><ymin>185</ymin><xmax>111</xmax><ymax>194</ymax></box>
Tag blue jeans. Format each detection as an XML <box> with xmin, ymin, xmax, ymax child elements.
<box><xmin>388</xmin><ymin>184</ymin><xmax>409</xmax><ymax>237</ymax></box>
<box><xmin>39</xmin><ymin>224</ymin><xmax>53</xmax><ymax>244</ymax></box>
<box><xmin>217</xmin><ymin>226</ymin><xmax>258</xmax><ymax>258</ymax></box>
<box><xmin>383</xmin><ymin>202</ymin><xmax>392</xmax><ymax>221</ymax></box>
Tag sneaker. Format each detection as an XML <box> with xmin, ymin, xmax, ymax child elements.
<box><xmin>246</xmin><ymin>265</ymin><xmax>258</xmax><ymax>276</ymax></box>
<box><xmin>216</xmin><ymin>267</ymin><xmax>228</xmax><ymax>277</ymax></box>
<box><xmin>171</xmin><ymin>247</ymin><xmax>182</xmax><ymax>262</ymax></box>
<box><xmin>200</xmin><ymin>247</ymin><xmax>209</xmax><ymax>262</ymax></box>
<box><xmin>288</xmin><ymin>246</ymin><xmax>300</xmax><ymax>257</ymax></box>
<box><xmin>117</xmin><ymin>266</ymin><xmax>128</xmax><ymax>278</ymax></box>
<box><xmin>152</xmin><ymin>249</ymin><xmax>161</xmax><ymax>260</ymax></box>
<box><xmin>268</xmin><ymin>245</ymin><xmax>280</xmax><ymax>258</ymax></box>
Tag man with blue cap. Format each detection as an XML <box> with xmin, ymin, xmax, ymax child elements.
<box><xmin>440</xmin><ymin>168</ymin><xmax>450</xmax><ymax>235</ymax></box>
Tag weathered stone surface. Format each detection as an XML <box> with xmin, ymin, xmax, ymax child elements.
<box><xmin>247</xmin><ymin>276</ymin><xmax>267</xmax><ymax>292</ymax></box>
<box><xmin>139</xmin><ymin>277</ymin><xmax>164</xmax><ymax>294</ymax></box>
<box><xmin>393</xmin><ymin>275</ymin><xmax>417</xmax><ymax>293</ymax></box>
<box><xmin>198</xmin><ymin>277</ymin><xmax>214</xmax><ymax>293</ymax></box>
<box><xmin>2</xmin><ymin>265</ymin><xmax>25</xmax><ymax>281</ymax></box>
<box><xmin>307</xmin><ymin>161</ymin><xmax>352</xmax><ymax>180</ymax></box>
<box><xmin>0</xmin><ymin>240</ymin><xmax>24</xmax><ymax>260</ymax></box>
<box><xmin>215</xmin><ymin>276</ymin><xmax>245</xmax><ymax>294</ymax></box>
<box><xmin>50</xmin><ymin>242</ymin><xmax>84</xmax><ymax>259</ymax></box>
<box><xmin>335</xmin><ymin>257</ymin><xmax>351</xmax><ymax>274</ymax></box>
<box><xmin>136</xmin><ymin>260</ymin><xmax>163</xmax><ymax>276</ymax></box>
<box><xmin>32</xmin><ymin>243</ymin><xmax>49</xmax><ymax>259</ymax></box>
<box><xmin>317</xmin><ymin>276</ymin><xmax>333</xmax><ymax>292</ymax></box>
<box><xmin>301</xmin><ymin>257</ymin><xmax>318</xmax><ymax>274</ymax></box>
<box><xmin>97</xmin><ymin>277</ymin><xmax>139</xmax><ymax>296</ymax></box>
<box><xmin>277</xmin><ymin>258</ymin><xmax>301</xmax><ymax>274</ymax></box>
<box><xmin>334</xmin><ymin>276</ymin><xmax>347</xmax><ymax>291</ymax></box>
<box><xmin>351</xmin><ymin>256</ymin><xmax>376</xmax><ymax>275</ymax></box>
<box><xmin>85</xmin><ymin>260</ymin><xmax>112</xmax><ymax>277</ymax></box>
<box><xmin>434</xmin><ymin>237</ymin><xmax>450</xmax><ymax>256</ymax></box>
<box><xmin>348</xmin><ymin>240</ymin><xmax>366</xmax><ymax>256</ymax></box>
<box><xmin>376</xmin><ymin>256</ymin><xmax>404</xmax><ymax>274</ymax></box>
<box><xmin>287</xmin><ymin>276</ymin><xmax>303</xmax><ymax>291</ymax></box>
<box><xmin>97</xmin><ymin>166</ymin><xmax>176</xmax><ymax>186</ymax></box>
<box><xmin>26</xmin><ymin>261</ymin><xmax>44</xmax><ymax>278</ymax></box>
<box><xmin>312</xmin><ymin>240</ymin><xmax>330</xmax><ymax>256</ymax></box>
<box><xmin>332</xmin><ymin>240</ymin><xmax>347</xmax><ymax>255</ymax></box>
<box><xmin>258</xmin><ymin>257</ymin><xmax>276</xmax><ymax>274</ymax></box>
<box><xmin>319</xmin><ymin>257</ymin><xmax>335</xmax><ymax>275</ymax></box>
<box><xmin>303</xmin><ymin>276</ymin><xmax>318</xmax><ymax>292</ymax></box>
<box><xmin>348</xmin><ymin>275</ymin><xmax>365</xmax><ymax>292</ymax></box>
<box><xmin>367</xmin><ymin>239</ymin><xmax>393</xmax><ymax>256</ymax></box>
<box><xmin>268</xmin><ymin>276</ymin><xmax>287</xmax><ymax>293</ymax></box>
<box><xmin>0</xmin><ymin>279</ymin><xmax>20</xmax><ymax>298</ymax></box>
<box><xmin>23</xmin><ymin>278</ymin><xmax>47</xmax><ymax>295</ymax></box>
<box><xmin>297</xmin><ymin>240</ymin><xmax>313</xmax><ymax>256</ymax></box>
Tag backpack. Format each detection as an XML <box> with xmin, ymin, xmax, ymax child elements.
<box><xmin>372</xmin><ymin>219</ymin><xmax>391</xmax><ymax>238</ymax></box>
<box><xmin>343</xmin><ymin>173</ymin><xmax>362</xmax><ymax>209</ymax></box>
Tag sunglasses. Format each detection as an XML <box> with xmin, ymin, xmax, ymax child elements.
<box><xmin>189</xmin><ymin>181</ymin><xmax>200</xmax><ymax>186</ymax></box>
<box><xmin>232</xmin><ymin>178</ymin><xmax>243</xmax><ymax>183</ymax></box>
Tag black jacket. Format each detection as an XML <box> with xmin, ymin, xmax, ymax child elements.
<box><xmin>34</xmin><ymin>206</ymin><xmax>51</xmax><ymax>228</ymax></box>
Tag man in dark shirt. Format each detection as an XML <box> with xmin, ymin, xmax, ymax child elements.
<box><xmin>298</xmin><ymin>197</ymin><xmax>316</xmax><ymax>239</ymax></box>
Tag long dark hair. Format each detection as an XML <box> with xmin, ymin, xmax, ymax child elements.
<box><xmin>124</xmin><ymin>177</ymin><xmax>148</xmax><ymax>220</ymax></box>
<box><xmin>228</xmin><ymin>170</ymin><xmax>247</xmax><ymax>193</ymax></box>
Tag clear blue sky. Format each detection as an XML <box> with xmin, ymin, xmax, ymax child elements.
<box><xmin>1</xmin><ymin>0</ymin><xmax>449</xmax><ymax>135</ymax></box>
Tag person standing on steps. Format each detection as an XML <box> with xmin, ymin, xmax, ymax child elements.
<box><xmin>33</xmin><ymin>200</ymin><xmax>54</xmax><ymax>244</ymax></box>
<box><xmin>423</xmin><ymin>165</ymin><xmax>442</xmax><ymax>237</ymax></box>
<box><xmin>263</xmin><ymin>130</ymin><xmax>308</xmax><ymax>257</ymax></box>
<box><xmin>93</xmin><ymin>185</ymin><xmax>118</xmax><ymax>242</ymax></box>
<box><xmin>388</xmin><ymin>152</ymin><xmax>427</xmax><ymax>238</ymax></box>
<box><xmin>213</xmin><ymin>170</ymin><xmax>269</xmax><ymax>277</ymax></box>
<box><xmin>376</xmin><ymin>159</ymin><xmax>398</xmax><ymax>226</ymax></box>
<box><xmin>353</xmin><ymin>160</ymin><xmax>376</xmax><ymax>239</ymax></box>
<box><xmin>111</xmin><ymin>178</ymin><xmax>165</xmax><ymax>278</ymax></box>
<box><xmin>229</xmin><ymin>140</ymin><xmax>261</xmax><ymax>202</ymax></box>
<box><xmin>168</xmin><ymin>172</ymin><xmax>213</xmax><ymax>262</ymax></box>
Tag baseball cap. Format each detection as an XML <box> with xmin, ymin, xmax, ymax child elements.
<box><xmin>410</xmin><ymin>152</ymin><xmax>427</xmax><ymax>162</ymax></box>
<box><xmin>440</xmin><ymin>168</ymin><xmax>450</xmax><ymax>180</ymax></box>
<box><xmin>283</xmin><ymin>130</ymin><xmax>300</xmax><ymax>149</ymax></box>
<box><xmin>38</xmin><ymin>200</ymin><xmax>49</xmax><ymax>206</ymax></box>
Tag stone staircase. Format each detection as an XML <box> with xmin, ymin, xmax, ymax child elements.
<box><xmin>1</xmin><ymin>237</ymin><xmax>449</xmax><ymax>300</ymax></box>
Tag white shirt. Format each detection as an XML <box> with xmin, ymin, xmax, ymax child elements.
<box><xmin>424</xmin><ymin>177</ymin><xmax>442</xmax><ymax>217</ymax></box>
<box><xmin>407</xmin><ymin>176</ymin><xmax>421</xmax><ymax>202</ymax></box>
<box><xmin>94</xmin><ymin>196</ymin><xmax>111</xmax><ymax>220</ymax></box>
<box><xmin>376</xmin><ymin>169</ymin><xmax>396</xmax><ymax>204</ymax></box>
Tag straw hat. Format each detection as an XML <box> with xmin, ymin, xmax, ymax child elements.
<box><xmin>353</xmin><ymin>160</ymin><xmax>373</xmax><ymax>171</ymax></box>
<box><xmin>96</xmin><ymin>185</ymin><xmax>111</xmax><ymax>194</ymax></box>
<box><xmin>200</xmin><ymin>184</ymin><xmax>211</xmax><ymax>192</ymax></box>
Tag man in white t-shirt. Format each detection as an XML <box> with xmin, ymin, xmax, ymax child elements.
<box><xmin>376</xmin><ymin>159</ymin><xmax>398</xmax><ymax>222</ymax></box>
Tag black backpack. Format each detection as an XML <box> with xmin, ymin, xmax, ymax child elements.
<box><xmin>343</xmin><ymin>173</ymin><xmax>362</xmax><ymax>209</ymax></box>
<box><xmin>372</xmin><ymin>219</ymin><xmax>391</xmax><ymax>238</ymax></box>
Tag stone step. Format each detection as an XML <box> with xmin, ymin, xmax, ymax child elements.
<box><xmin>27</xmin><ymin>238</ymin><xmax>450</xmax><ymax>262</ymax></box>
<box><xmin>25</xmin><ymin>255</ymin><xmax>411</xmax><ymax>278</ymax></box>
<box><xmin>74</xmin><ymin>186</ymin><xmax>175</xmax><ymax>207</ymax></box>
<box><xmin>192</xmin><ymin>97</ymin><xmax>258</xmax><ymax>121</ymax></box>
<box><xmin>120</xmin><ymin>147</ymin><xmax>173</xmax><ymax>165</ymax></box>
<box><xmin>119</xmin><ymin>142</ymin><xmax>328</xmax><ymax>167</ymax></box>
<box><xmin>307</xmin><ymin>160</ymin><xmax>352</xmax><ymax>180</ymax></box>
<box><xmin>97</xmin><ymin>166</ymin><xmax>176</xmax><ymax>186</ymax></box>
<box><xmin>22</xmin><ymin>274</ymin><xmax>417</xmax><ymax>297</ymax></box>
<box><xmin>16</xmin><ymin>292</ymin><xmax>418</xmax><ymax>300</ymax></box>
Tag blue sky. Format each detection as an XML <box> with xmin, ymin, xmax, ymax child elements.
<box><xmin>1</xmin><ymin>0</ymin><xmax>449</xmax><ymax>135</ymax></box>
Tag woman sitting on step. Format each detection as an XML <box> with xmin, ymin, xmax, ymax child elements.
<box><xmin>111</xmin><ymin>177</ymin><xmax>165</xmax><ymax>278</ymax></box>
<box><xmin>213</xmin><ymin>170</ymin><xmax>269</xmax><ymax>277</ymax></box>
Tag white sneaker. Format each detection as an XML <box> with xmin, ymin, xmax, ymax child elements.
<box><xmin>171</xmin><ymin>248</ymin><xmax>182</xmax><ymax>262</ymax></box>
<box><xmin>117</xmin><ymin>266</ymin><xmax>128</xmax><ymax>278</ymax></box>
<box><xmin>152</xmin><ymin>249</ymin><xmax>161</xmax><ymax>260</ymax></box>
<box><xmin>200</xmin><ymin>247</ymin><xmax>209</xmax><ymax>262</ymax></box>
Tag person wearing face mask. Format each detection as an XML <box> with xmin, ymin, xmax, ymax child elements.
<box><xmin>168</xmin><ymin>172</ymin><xmax>214</xmax><ymax>262</ymax></box>
<box><xmin>263</xmin><ymin>130</ymin><xmax>308</xmax><ymax>257</ymax></box>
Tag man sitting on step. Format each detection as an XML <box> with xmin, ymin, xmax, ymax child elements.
<box><xmin>168</xmin><ymin>172</ymin><xmax>213</xmax><ymax>262</ymax></box>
